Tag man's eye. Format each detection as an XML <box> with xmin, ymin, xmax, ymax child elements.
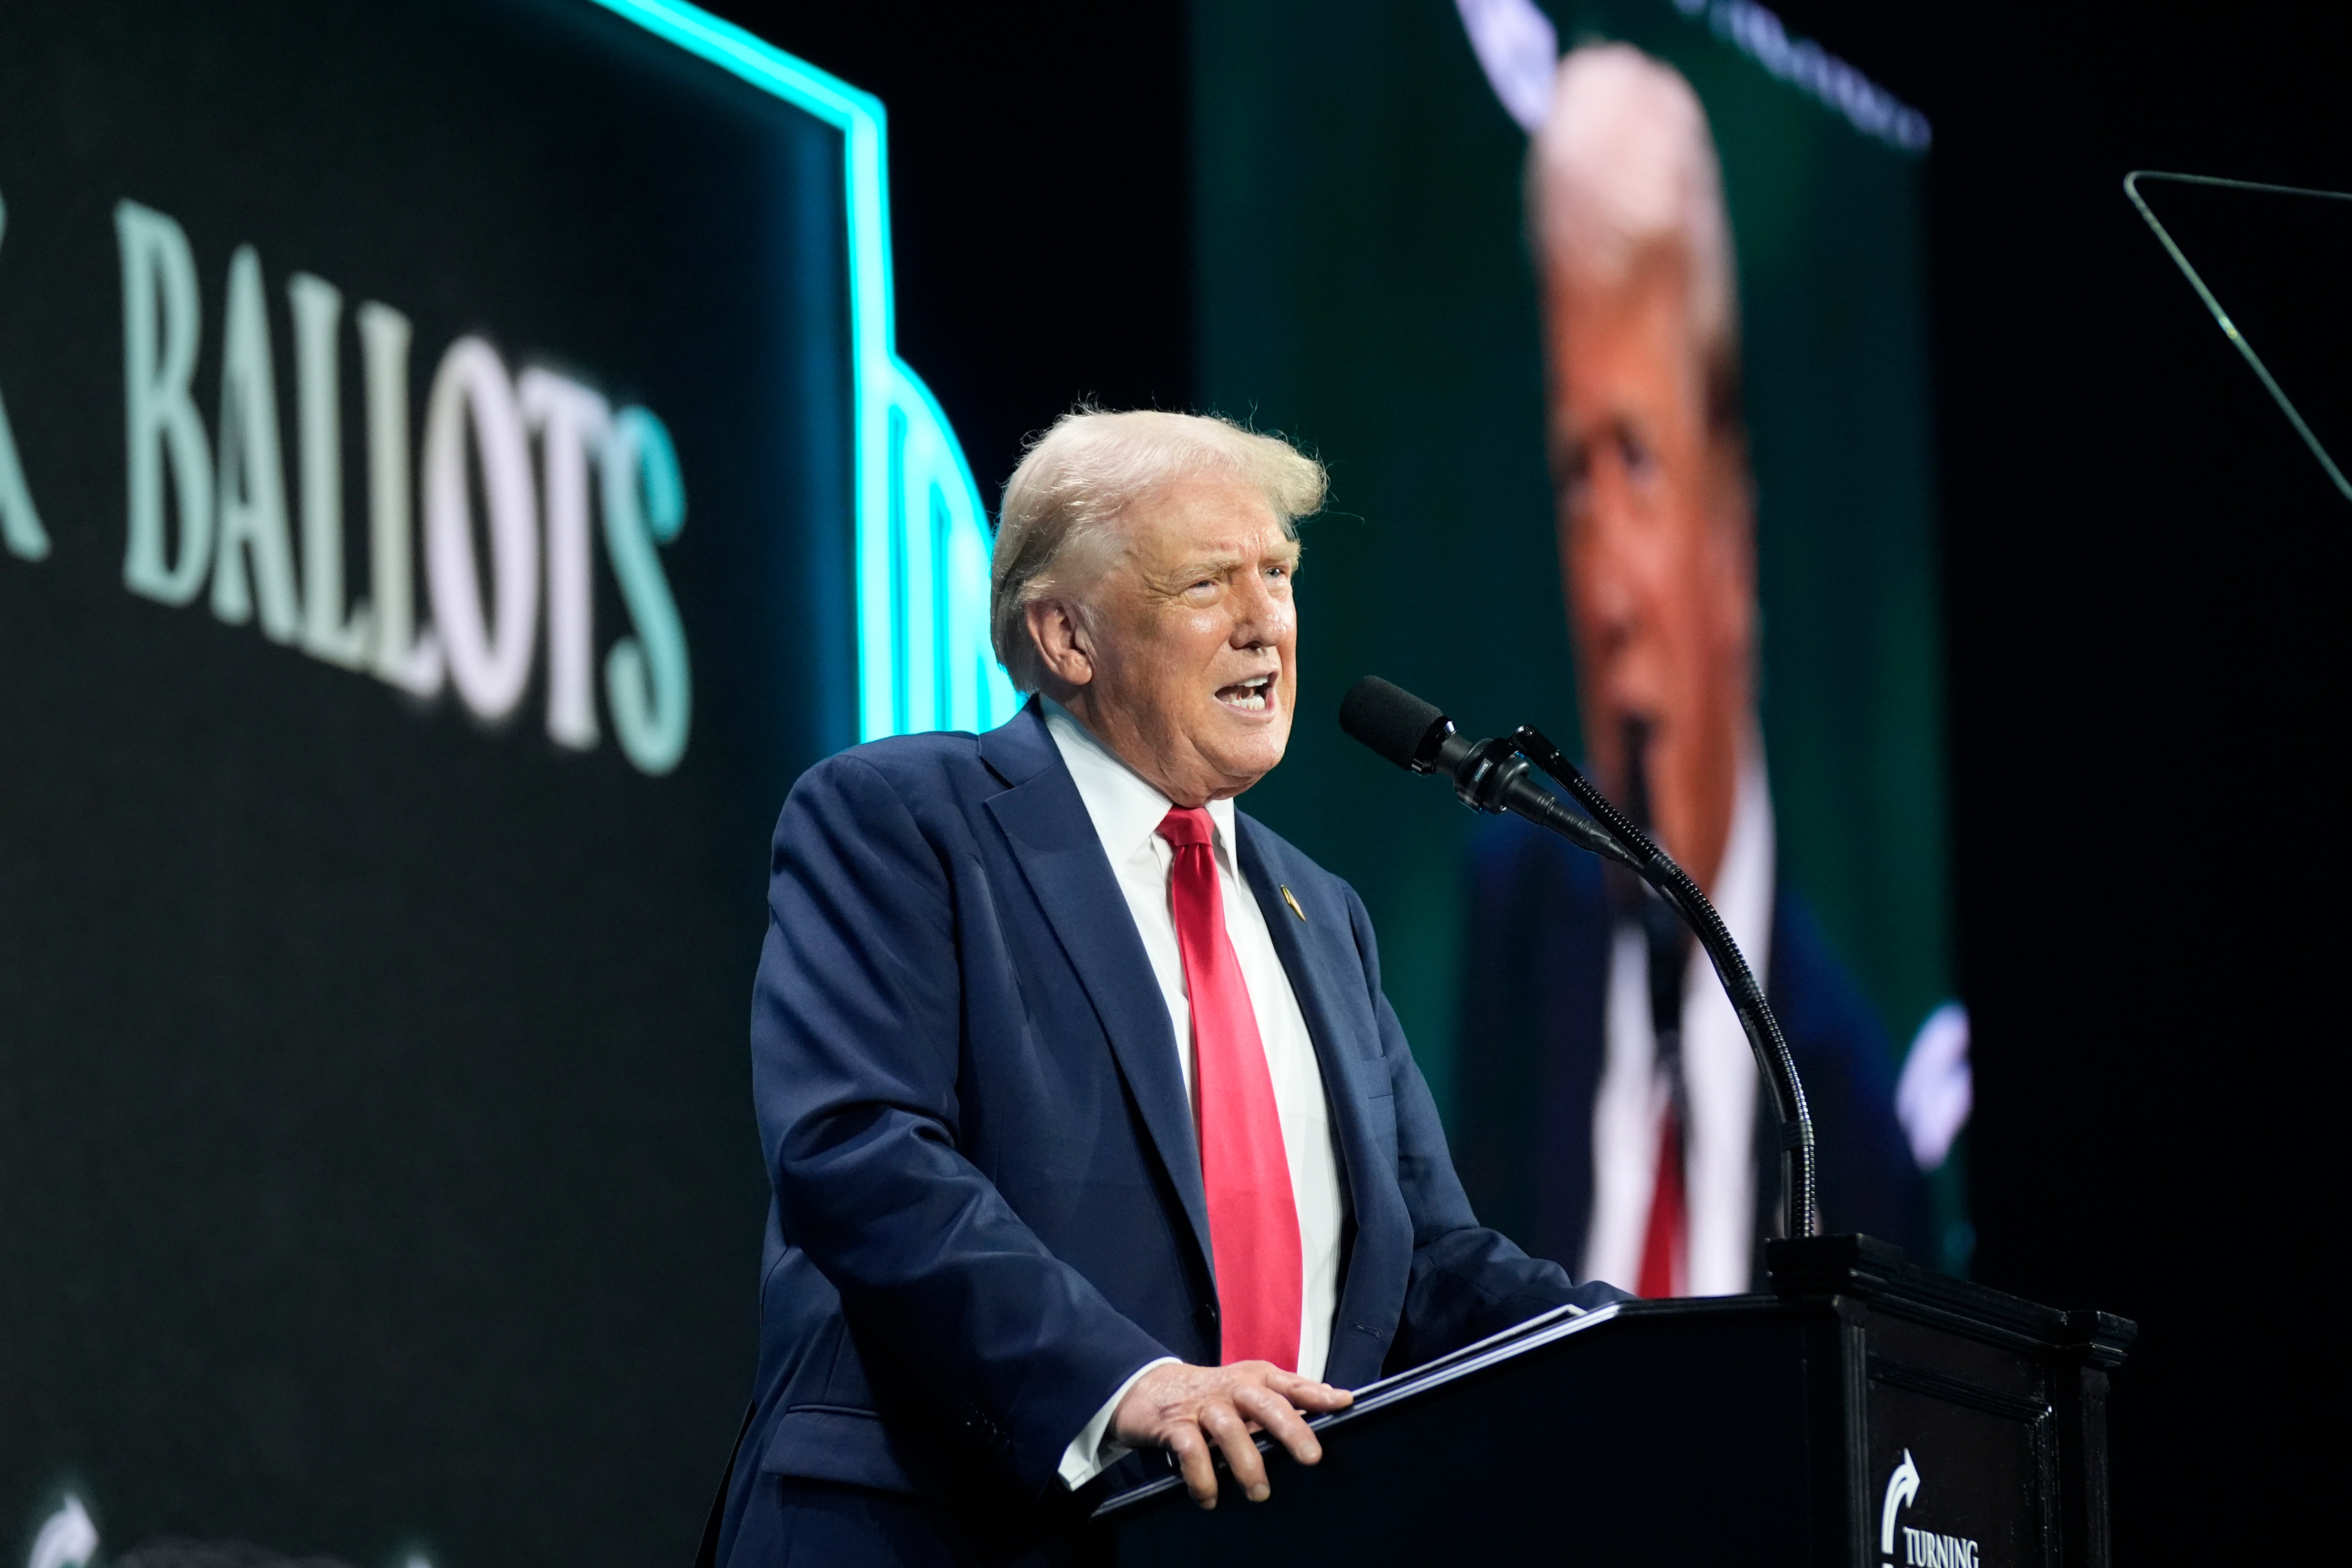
<box><xmin>1559</xmin><ymin>466</ymin><xmax>1595</xmax><ymax>521</ymax></box>
<box><xmin>1618</xmin><ymin>430</ymin><xmax>1658</xmax><ymax>481</ymax></box>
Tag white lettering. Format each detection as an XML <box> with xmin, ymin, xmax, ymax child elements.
<box><xmin>101</xmin><ymin>200</ymin><xmax>689</xmax><ymax>771</ymax></box>
<box><xmin>212</xmin><ymin>244</ymin><xmax>300</xmax><ymax>642</ymax></box>
<box><xmin>518</xmin><ymin>368</ymin><xmax>610</xmax><ymax>750</ymax></box>
<box><xmin>1901</xmin><ymin>1524</ymin><xmax>1979</xmax><ymax>1568</ymax></box>
<box><xmin>26</xmin><ymin>1495</ymin><xmax>96</xmax><ymax>1568</ymax></box>
<box><xmin>601</xmin><ymin>406</ymin><xmax>690</xmax><ymax>775</ymax></box>
<box><xmin>358</xmin><ymin>301</ymin><xmax>442</xmax><ymax>696</ymax></box>
<box><xmin>115</xmin><ymin>200</ymin><xmax>213</xmax><ymax>603</ymax></box>
<box><xmin>423</xmin><ymin>336</ymin><xmax>538</xmax><ymax>722</ymax></box>
<box><xmin>0</xmin><ymin>377</ymin><xmax>39</xmax><ymax>562</ymax></box>
<box><xmin>0</xmin><ymin>190</ymin><xmax>49</xmax><ymax>562</ymax></box>
<box><xmin>290</xmin><ymin>271</ymin><xmax>370</xmax><ymax>668</ymax></box>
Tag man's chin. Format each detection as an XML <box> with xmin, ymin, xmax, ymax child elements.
<box><xmin>1200</xmin><ymin>731</ymin><xmax>1290</xmax><ymax>797</ymax></box>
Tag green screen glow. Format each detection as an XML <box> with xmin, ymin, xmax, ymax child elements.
<box><xmin>589</xmin><ymin>0</ymin><xmax>1017</xmax><ymax>740</ymax></box>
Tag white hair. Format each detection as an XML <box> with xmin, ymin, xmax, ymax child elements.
<box><xmin>991</xmin><ymin>409</ymin><xmax>1326</xmax><ymax>693</ymax></box>
<box><xmin>1530</xmin><ymin>44</ymin><xmax>1742</xmax><ymax>429</ymax></box>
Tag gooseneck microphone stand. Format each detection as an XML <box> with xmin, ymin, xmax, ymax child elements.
<box><xmin>1340</xmin><ymin>676</ymin><xmax>1818</xmax><ymax>1241</ymax></box>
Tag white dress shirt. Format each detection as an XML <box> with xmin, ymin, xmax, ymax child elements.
<box><xmin>1042</xmin><ymin>699</ymin><xmax>1346</xmax><ymax>1488</ymax></box>
<box><xmin>1581</xmin><ymin>743</ymin><xmax>1774</xmax><ymax>1298</ymax></box>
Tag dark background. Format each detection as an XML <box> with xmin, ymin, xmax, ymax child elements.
<box><xmin>4</xmin><ymin>0</ymin><xmax>2336</xmax><ymax>1559</ymax></box>
<box><xmin>1763</xmin><ymin>0</ymin><xmax>2341</xmax><ymax>1548</ymax></box>
<box><xmin>717</xmin><ymin>0</ymin><xmax>2342</xmax><ymax>1553</ymax></box>
<box><xmin>711</xmin><ymin>1</ymin><xmax>1198</xmax><ymax>497</ymax></box>
<box><xmin>1</xmin><ymin>2</ymin><xmax>851</xmax><ymax>1563</ymax></box>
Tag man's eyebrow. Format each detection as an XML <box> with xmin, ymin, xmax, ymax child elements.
<box><xmin>1168</xmin><ymin>548</ymin><xmax>1258</xmax><ymax>576</ymax></box>
<box><xmin>1146</xmin><ymin>537</ymin><xmax>1303</xmax><ymax>591</ymax></box>
<box><xmin>1227</xmin><ymin>539</ymin><xmax>1303</xmax><ymax>572</ymax></box>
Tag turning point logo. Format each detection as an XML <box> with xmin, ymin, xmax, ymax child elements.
<box><xmin>1880</xmin><ymin>1450</ymin><xmax>1981</xmax><ymax>1568</ymax></box>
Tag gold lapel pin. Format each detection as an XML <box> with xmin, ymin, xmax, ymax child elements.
<box><xmin>1280</xmin><ymin>885</ymin><xmax>1306</xmax><ymax>922</ymax></box>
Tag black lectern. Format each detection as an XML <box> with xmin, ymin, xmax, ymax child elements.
<box><xmin>1095</xmin><ymin>1236</ymin><xmax>2133</xmax><ymax>1568</ymax></box>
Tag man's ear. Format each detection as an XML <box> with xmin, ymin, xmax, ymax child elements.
<box><xmin>1025</xmin><ymin>596</ymin><xmax>1095</xmax><ymax>690</ymax></box>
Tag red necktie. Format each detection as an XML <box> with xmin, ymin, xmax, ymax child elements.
<box><xmin>1157</xmin><ymin>807</ymin><xmax>1302</xmax><ymax>1371</ymax></box>
<box><xmin>1636</xmin><ymin>1104</ymin><xmax>1687</xmax><ymax>1298</ymax></box>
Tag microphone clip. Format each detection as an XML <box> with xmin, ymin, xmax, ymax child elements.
<box><xmin>1451</xmin><ymin>727</ymin><xmax>1648</xmax><ymax>872</ymax></box>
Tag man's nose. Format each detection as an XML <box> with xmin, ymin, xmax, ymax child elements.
<box><xmin>1581</xmin><ymin>561</ymin><xmax>1640</xmax><ymax>638</ymax></box>
<box><xmin>1231</xmin><ymin>575</ymin><xmax>1293</xmax><ymax>646</ymax></box>
<box><xmin>1572</xmin><ymin>512</ymin><xmax>1644</xmax><ymax>638</ymax></box>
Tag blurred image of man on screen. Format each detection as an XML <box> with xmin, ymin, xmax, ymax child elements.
<box><xmin>718</xmin><ymin>410</ymin><xmax>1623</xmax><ymax>1568</ymax></box>
<box><xmin>1455</xmin><ymin>45</ymin><xmax>1926</xmax><ymax>1296</ymax></box>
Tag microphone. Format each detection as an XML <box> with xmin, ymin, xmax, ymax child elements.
<box><xmin>1338</xmin><ymin>677</ymin><xmax>1634</xmax><ymax>866</ymax></box>
<box><xmin>1338</xmin><ymin>675</ymin><xmax>1819</xmax><ymax>1241</ymax></box>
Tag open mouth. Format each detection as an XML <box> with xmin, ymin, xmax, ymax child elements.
<box><xmin>1215</xmin><ymin>673</ymin><xmax>1276</xmax><ymax>713</ymax></box>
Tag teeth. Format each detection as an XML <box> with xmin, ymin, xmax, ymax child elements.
<box><xmin>1219</xmin><ymin>676</ymin><xmax>1272</xmax><ymax>712</ymax></box>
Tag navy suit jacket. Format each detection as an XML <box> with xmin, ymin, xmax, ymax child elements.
<box><xmin>718</xmin><ymin>704</ymin><xmax>1617</xmax><ymax>1557</ymax></box>
<box><xmin>1454</xmin><ymin>815</ymin><xmax>1928</xmax><ymax>1282</ymax></box>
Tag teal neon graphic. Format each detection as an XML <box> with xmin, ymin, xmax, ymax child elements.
<box><xmin>589</xmin><ymin>0</ymin><xmax>1017</xmax><ymax>739</ymax></box>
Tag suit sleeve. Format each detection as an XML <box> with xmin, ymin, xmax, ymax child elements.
<box><xmin>1339</xmin><ymin>884</ymin><xmax>1628</xmax><ymax>1372</ymax></box>
<box><xmin>752</xmin><ymin>754</ymin><xmax>1171</xmax><ymax>1493</ymax></box>
<box><xmin>1771</xmin><ymin>896</ymin><xmax>1933</xmax><ymax>1257</ymax></box>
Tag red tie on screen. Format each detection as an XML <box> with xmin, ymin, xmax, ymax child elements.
<box><xmin>1636</xmin><ymin>1103</ymin><xmax>1688</xmax><ymax>1299</ymax></box>
<box><xmin>1157</xmin><ymin>806</ymin><xmax>1302</xmax><ymax>1372</ymax></box>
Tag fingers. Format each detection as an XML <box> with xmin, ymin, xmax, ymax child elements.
<box><xmin>1263</xmin><ymin>1367</ymin><xmax>1355</xmax><ymax>1411</ymax></box>
<box><xmin>1126</xmin><ymin>1362</ymin><xmax>1356</xmax><ymax>1509</ymax></box>
<box><xmin>1166</xmin><ymin>1423</ymin><xmax>1220</xmax><ymax>1509</ymax></box>
<box><xmin>1200</xmin><ymin>1399</ymin><xmax>1273</xmax><ymax>1502</ymax></box>
<box><xmin>1233</xmin><ymin>1383</ymin><xmax>1325</xmax><ymax>1468</ymax></box>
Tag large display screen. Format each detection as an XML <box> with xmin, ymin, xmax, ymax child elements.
<box><xmin>0</xmin><ymin>3</ymin><xmax>1000</xmax><ymax>1564</ymax></box>
<box><xmin>1190</xmin><ymin>0</ymin><xmax>1966</xmax><ymax>1277</ymax></box>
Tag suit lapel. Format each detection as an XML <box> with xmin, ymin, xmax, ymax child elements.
<box><xmin>981</xmin><ymin>706</ymin><xmax>1214</xmax><ymax>1284</ymax></box>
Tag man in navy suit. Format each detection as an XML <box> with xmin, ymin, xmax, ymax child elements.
<box><xmin>717</xmin><ymin>409</ymin><xmax>1622</xmax><ymax>1568</ymax></box>
<box><xmin>1454</xmin><ymin>46</ymin><xmax>1925</xmax><ymax>1295</ymax></box>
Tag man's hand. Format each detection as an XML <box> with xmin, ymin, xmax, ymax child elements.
<box><xmin>1111</xmin><ymin>1360</ymin><xmax>1354</xmax><ymax>1508</ymax></box>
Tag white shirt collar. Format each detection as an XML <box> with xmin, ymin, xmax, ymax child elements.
<box><xmin>1040</xmin><ymin>697</ymin><xmax>1238</xmax><ymax>864</ymax></box>
<box><xmin>1711</xmin><ymin>733</ymin><xmax>1776</xmax><ymax>983</ymax></box>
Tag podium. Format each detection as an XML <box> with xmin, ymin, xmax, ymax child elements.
<box><xmin>1093</xmin><ymin>1236</ymin><xmax>2133</xmax><ymax>1567</ymax></box>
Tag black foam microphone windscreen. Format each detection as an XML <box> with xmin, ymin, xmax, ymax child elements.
<box><xmin>1339</xmin><ymin>677</ymin><xmax>1446</xmax><ymax>770</ymax></box>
